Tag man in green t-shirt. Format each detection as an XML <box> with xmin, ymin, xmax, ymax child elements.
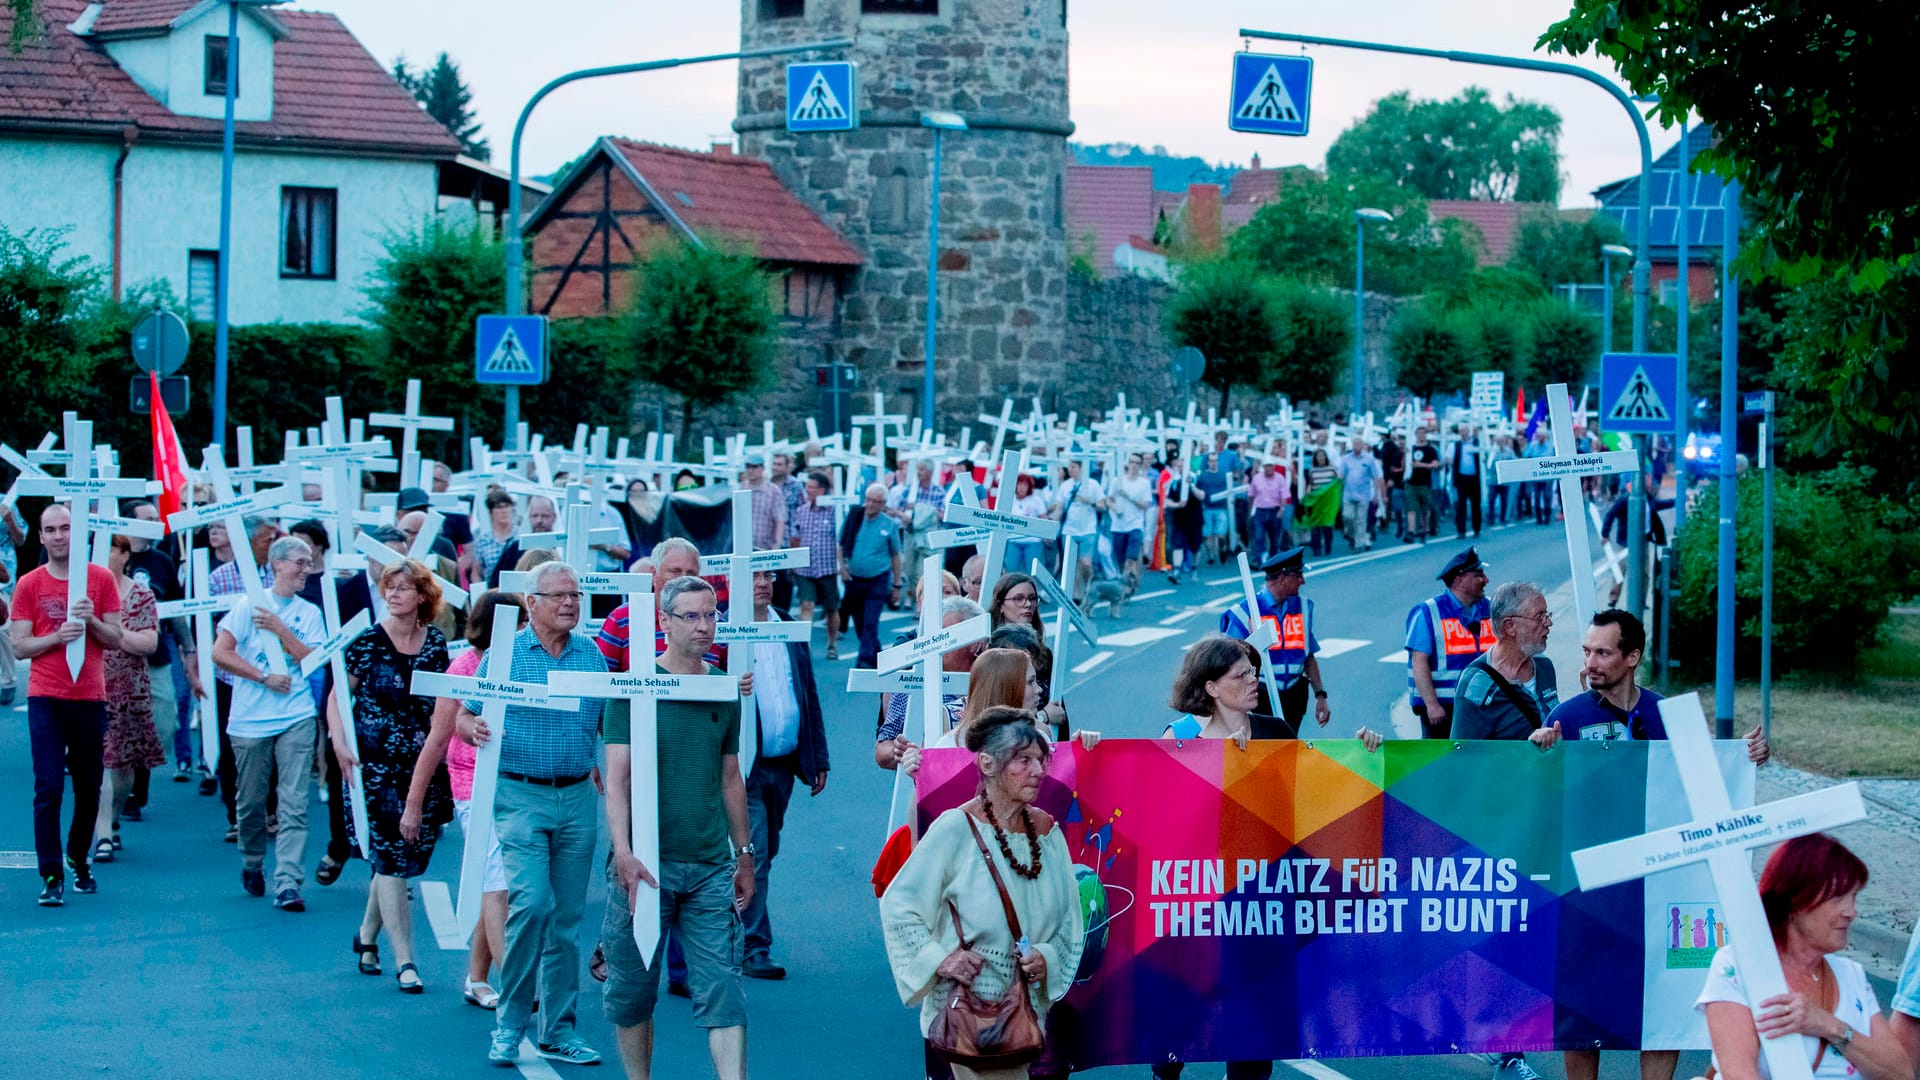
<box><xmin>601</xmin><ymin>575</ymin><xmax>753</xmax><ymax>1080</ymax></box>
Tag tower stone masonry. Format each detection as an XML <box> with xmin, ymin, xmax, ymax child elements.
<box><xmin>736</xmin><ymin>0</ymin><xmax>1072</xmax><ymax>431</ymax></box>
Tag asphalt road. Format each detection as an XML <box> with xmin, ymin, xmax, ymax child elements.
<box><xmin>4</xmin><ymin>519</ymin><xmax>1882</xmax><ymax>1079</ymax></box>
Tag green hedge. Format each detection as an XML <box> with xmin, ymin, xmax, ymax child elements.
<box><xmin>1671</xmin><ymin>465</ymin><xmax>1920</xmax><ymax>673</ymax></box>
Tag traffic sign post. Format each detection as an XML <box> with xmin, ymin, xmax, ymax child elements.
<box><xmin>475</xmin><ymin>315</ymin><xmax>548</xmax><ymax>386</ymax></box>
<box><xmin>129</xmin><ymin>376</ymin><xmax>189</xmax><ymax>415</ymax></box>
<box><xmin>1744</xmin><ymin>390</ymin><xmax>1776</xmax><ymax>743</ymax></box>
<box><xmin>131</xmin><ymin>310</ymin><xmax>190</xmax><ymax>376</ymax></box>
<box><xmin>1228</xmin><ymin>53</ymin><xmax>1313</xmax><ymax>136</ymax></box>
<box><xmin>786</xmin><ymin>61</ymin><xmax>858</xmax><ymax>132</ymax></box>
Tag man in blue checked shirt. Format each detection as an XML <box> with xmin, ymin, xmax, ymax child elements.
<box><xmin>456</xmin><ymin>561</ymin><xmax>610</xmax><ymax>1069</ymax></box>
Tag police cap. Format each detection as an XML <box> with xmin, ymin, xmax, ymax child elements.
<box><xmin>1438</xmin><ymin>546</ymin><xmax>1489</xmax><ymax>583</ymax></box>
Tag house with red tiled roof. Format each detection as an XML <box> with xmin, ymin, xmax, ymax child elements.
<box><xmin>0</xmin><ymin>0</ymin><xmax>537</xmax><ymax>323</ymax></box>
<box><xmin>524</xmin><ymin>138</ymin><xmax>861</xmax><ymax>332</ymax></box>
<box><xmin>1063</xmin><ymin>164</ymin><xmax>1168</xmax><ymax>280</ymax></box>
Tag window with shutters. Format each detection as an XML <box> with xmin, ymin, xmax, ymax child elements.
<box><xmin>204</xmin><ymin>35</ymin><xmax>235</xmax><ymax>97</ymax></box>
<box><xmin>187</xmin><ymin>250</ymin><xmax>218</xmax><ymax>321</ymax></box>
<box><xmin>280</xmin><ymin>187</ymin><xmax>337</xmax><ymax>279</ymax></box>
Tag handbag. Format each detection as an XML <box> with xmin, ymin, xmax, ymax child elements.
<box><xmin>924</xmin><ymin>815</ymin><xmax>1046</xmax><ymax>1070</ymax></box>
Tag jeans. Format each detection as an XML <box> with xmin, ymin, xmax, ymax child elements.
<box><xmin>1489</xmin><ymin>484</ymin><xmax>1511</xmax><ymax>525</ymax></box>
<box><xmin>28</xmin><ymin>697</ymin><xmax>107</xmax><ymax>880</ymax></box>
<box><xmin>170</xmin><ymin>656</ymin><xmax>196</xmax><ymax>767</ymax></box>
<box><xmin>743</xmin><ymin>755</ymin><xmax>798</xmax><ymax>963</ymax></box>
<box><xmin>216</xmin><ymin>679</ymin><xmax>238</xmax><ymax>822</ymax></box>
<box><xmin>1249</xmin><ymin>506</ymin><xmax>1284</xmax><ymax>564</ymax></box>
<box><xmin>1342</xmin><ymin>496</ymin><xmax>1373</xmax><ymax>549</ymax></box>
<box><xmin>1454</xmin><ymin>474</ymin><xmax>1483</xmax><ymax>536</ymax></box>
<box><xmin>844</xmin><ymin>571</ymin><xmax>891</xmax><ymax>668</ymax></box>
<box><xmin>1531</xmin><ymin>481</ymin><xmax>1555</xmax><ymax>524</ymax></box>
<box><xmin>232</xmin><ymin>718</ymin><xmax>316</xmax><ymax>893</ymax></box>
<box><xmin>1006</xmin><ymin>540</ymin><xmax>1044</xmax><ymax>579</ymax></box>
<box><xmin>494</xmin><ymin>776</ymin><xmax>598</xmax><ymax>1044</ymax></box>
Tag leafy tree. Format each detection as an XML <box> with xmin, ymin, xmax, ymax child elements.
<box><xmin>364</xmin><ymin>220</ymin><xmax>506</xmax><ymax>454</ymax></box>
<box><xmin>1526</xmin><ymin>301</ymin><xmax>1600</xmax><ymax>389</ymax></box>
<box><xmin>1165</xmin><ymin>259</ymin><xmax>1289</xmax><ymax>412</ymax></box>
<box><xmin>1542</xmin><ymin>2</ymin><xmax>1920</xmax><ymax>497</ymax></box>
<box><xmin>393</xmin><ymin>52</ymin><xmax>489</xmax><ymax>161</ymax></box>
<box><xmin>1452</xmin><ymin>302</ymin><xmax>1531</xmax><ymax>385</ymax></box>
<box><xmin>1228</xmin><ymin>171</ymin><xmax>1481</xmax><ymax>296</ymax></box>
<box><xmin>1387</xmin><ymin>304</ymin><xmax>1469</xmax><ymax>399</ymax></box>
<box><xmin>1326</xmin><ymin>87</ymin><xmax>1563</xmax><ymax>203</ymax></box>
<box><xmin>520</xmin><ymin>316</ymin><xmax>643</xmax><ymax>436</ymax></box>
<box><xmin>630</xmin><ymin>241</ymin><xmax>778</xmax><ymax>440</ymax></box>
<box><xmin>1268</xmin><ymin>282</ymin><xmax>1351</xmax><ymax>403</ymax></box>
<box><xmin>0</xmin><ymin>227</ymin><xmax>110</xmax><ymax>449</ymax></box>
<box><xmin>1504</xmin><ymin>209</ymin><xmax>1630</xmax><ymax>293</ymax></box>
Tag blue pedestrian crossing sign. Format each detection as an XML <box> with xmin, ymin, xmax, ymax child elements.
<box><xmin>474</xmin><ymin>315</ymin><xmax>547</xmax><ymax>386</ymax></box>
<box><xmin>1599</xmin><ymin>352</ymin><xmax>1680</xmax><ymax>434</ymax></box>
<box><xmin>1229</xmin><ymin>53</ymin><xmax>1313</xmax><ymax>136</ymax></box>
<box><xmin>787</xmin><ymin>62</ymin><xmax>858</xmax><ymax>133</ymax></box>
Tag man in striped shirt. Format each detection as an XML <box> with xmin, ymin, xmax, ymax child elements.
<box><xmin>595</xmin><ymin>537</ymin><xmax>726</xmax><ymax>673</ymax></box>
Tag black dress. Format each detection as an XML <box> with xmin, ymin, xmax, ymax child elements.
<box><xmin>344</xmin><ymin>623</ymin><xmax>452</xmax><ymax>878</ymax></box>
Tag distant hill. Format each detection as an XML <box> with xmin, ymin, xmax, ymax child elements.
<box><xmin>1071</xmin><ymin>142</ymin><xmax>1240</xmax><ymax>193</ymax></box>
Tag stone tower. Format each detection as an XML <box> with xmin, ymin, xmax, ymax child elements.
<box><xmin>736</xmin><ymin>0</ymin><xmax>1072</xmax><ymax>431</ymax></box>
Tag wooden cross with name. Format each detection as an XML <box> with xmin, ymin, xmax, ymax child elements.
<box><xmin>408</xmin><ymin>602</ymin><xmax>583</xmax><ymax>939</ymax></box>
<box><xmin>497</xmin><ymin>485</ymin><xmax>645</xmax><ymax>603</ymax></box>
<box><xmin>369</xmin><ymin>378</ymin><xmax>456</xmax><ymax>492</ymax></box>
<box><xmin>874</xmin><ymin>553</ymin><xmax>992</xmax><ymax>837</ymax></box>
<box><xmin>353</xmin><ymin>508</ymin><xmax>470</xmax><ymax>613</ymax></box>
<box><xmin>698</xmin><ymin>490</ymin><xmax>813</xmax><ymax>779</ymax></box>
<box><xmin>544</xmin><ymin>587</ymin><xmax>738</xmax><ymax>965</ymax></box>
<box><xmin>944</xmin><ymin>451</ymin><xmax>1061</xmax><ymax>588</ymax></box>
<box><xmin>167</xmin><ymin>448</ymin><xmax>301</xmax><ymax>676</ymax></box>
<box><xmin>1571</xmin><ymin>693</ymin><xmax>1867</xmax><ymax>1080</ymax></box>
<box><xmin>1231</xmin><ymin>550</ymin><xmax>1287</xmax><ymax>715</ymax></box>
<box><xmin>301</xmin><ymin>583</ymin><xmax>374</xmax><ymax>859</ymax></box>
<box><xmin>1026</xmin><ymin>542</ymin><xmax>1099</xmax><ymax>708</ymax></box>
<box><xmin>155</xmin><ymin>547</ymin><xmax>236</xmax><ymax>773</ymax></box>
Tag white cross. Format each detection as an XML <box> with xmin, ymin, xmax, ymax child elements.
<box><xmin>304</xmin><ymin>588</ymin><xmax>374</xmax><ymax>861</ymax></box>
<box><xmin>156</xmin><ymin>546</ymin><xmax>236</xmax><ymax>773</ymax></box>
<box><xmin>498</xmin><ymin>487</ymin><xmax>640</xmax><ymax>599</ymax></box>
<box><xmin>1493</xmin><ymin>382</ymin><xmax>1639</xmax><ymax>628</ymax></box>
<box><xmin>409</xmin><ymin>602</ymin><xmax>583</xmax><ymax>939</ymax></box>
<box><xmin>700</xmin><ymin>491</ymin><xmax>812</xmax><ymax>777</ymax></box>
<box><xmin>1027</xmin><ymin>539</ymin><xmax>1098</xmax><ymax>706</ymax></box>
<box><xmin>944</xmin><ymin>450</ymin><xmax>1043</xmax><ymax>602</ymax></box>
<box><xmin>167</xmin><ymin>448</ymin><xmax>301</xmax><ymax>677</ymax></box>
<box><xmin>873</xmin><ymin>553</ymin><xmax>992</xmax><ymax>838</ymax></box>
<box><xmin>1570</xmin><ymin>693</ymin><xmax>1867</xmax><ymax>1080</ymax></box>
<box><xmin>368</xmin><ymin>378</ymin><xmax>455</xmax><ymax>491</ymax></box>
<box><xmin>852</xmin><ymin>391</ymin><xmax>908</xmax><ymax>474</ymax></box>
<box><xmin>352</xmin><ymin>509</ymin><xmax>470</xmax><ymax>612</ymax></box>
<box><xmin>1231</xmin><ymin>551</ymin><xmax>1287</xmax><ymax>714</ymax></box>
<box><xmin>545</xmin><ymin>587</ymin><xmax>737</xmax><ymax>965</ymax></box>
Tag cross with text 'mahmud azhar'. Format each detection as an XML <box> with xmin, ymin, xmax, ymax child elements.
<box><xmin>408</xmin><ymin>605</ymin><xmax>582</xmax><ymax>940</ymax></box>
<box><xmin>1570</xmin><ymin>692</ymin><xmax>1865</xmax><ymax>1080</ymax></box>
<box><xmin>546</xmin><ymin>588</ymin><xmax>738</xmax><ymax>966</ymax></box>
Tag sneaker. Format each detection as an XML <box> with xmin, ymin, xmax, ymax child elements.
<box><xmin>536</xmin><ymin>1039</ymin><xmax>601</xmax><ymax>1066</ymax></box>
<box><xmin>38</xmin><ymin>877</ymin><xmax>64</xmax><ymax>907</ymax></box>
<box><xmin>1491</xmin><ymin>1055</ymin><xmax>1543</xmax><ymax>1080</ymax></box>
<box><xmin>274</xmin><ymin>888</ymin><xmax>306</xmax><ymax>912</ymax></box>
<box><xmin>241</xmin><ymin>867</ymin><xmax>266</xmax><ymax>897</ymax></box>
<box><xmin>68</xmin><ymin>861</ymin><xmax>97</xmax><ymax>895</ymax></box>
<box><xmin>173</xmin><ymin>764</ymin><xmax>192</xmax><ymax>783</ymax></box>
<box><xmin>488</xmin><ymin>1029</ymin><xmax>523</xmax><ymax>1067</ymax></box>
<box><xmin>0</xmin><ymin>684</ymin><xmax>14</xmax><ymax>705</ymax></box>
<box><xmin>199</xmin><ymin>775</ymin><xmax>217</xmax><ymax>796</ymax></box>
<box><xmin>122</xmin><ymin>805</ymin><xmax>142</xmax><ymax>822</ymax></box>
<box><xmin>825</xmin><ymin>644</ymin><xmax>839</xmax><ymax>661</ymax></box>
<box><xmin>224</xmin><ymin>824</ymin><xmax>238</xmax><ymax>843</ymax></box>
<box><xmin>743</xmin><ymin>957</ymin><xmax>787</xmax><ymax>980</ymax></box>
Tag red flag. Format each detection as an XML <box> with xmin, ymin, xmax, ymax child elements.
<box><xmin>150</xmin><ymin>372</ymin><xmax>188</xmax><ymax>528</ymax></box>
<box><xmin>1514</xmin><ymin>385</ymin><xmax>1527</xmax><ymax>426</ymax></box>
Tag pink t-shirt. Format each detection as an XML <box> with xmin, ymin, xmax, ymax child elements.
<box><xmin>444</xmin><ymin>648</ymin><xmax>482</xmax><ymax>801</ymax></box>
<box><xmin>1249</xmin><ymin>469</ymin><xmax>1290</xmax><ymax>510</ymax></box>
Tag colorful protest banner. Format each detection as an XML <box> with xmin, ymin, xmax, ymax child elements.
<box><xmin>911</xmin><ymin>738</ymin><xmax>1754</xmax><ymax>1069</ymax></box>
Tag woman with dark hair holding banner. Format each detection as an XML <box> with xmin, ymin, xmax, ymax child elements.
<box><xmin>1698</xmin><ymin>833</ymin><xmax>1910</xmax><ymax>1080</ymax></box>
<box><xmin>881</xmin><ymin>707</ymin><xmax>1084</xmax><ymax>1080</ymax></box>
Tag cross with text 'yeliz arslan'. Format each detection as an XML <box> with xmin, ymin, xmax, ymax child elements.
<box><xmin>1493</xmin><ymin>382</ymin><xmax>1639</xmax><ymax>629</ymax></box>
<box><xmin>545</xmin><ymin>588</ymin><xmax>738</xmax><ymax>966</ymax></box>
<box><xmin>1571</xmin><ymin>693</ymin><xmax>1865</xmax><ymax>1080</ymax></box>
<box><xmin>408</xmin><ymin>602</ymin><xmax>582</xmax><ymax>939</ymax></box>
<box><xmin>699</xmin><ymin>490</ymin><xmax>813</xmax><ymax>778</ymax></box>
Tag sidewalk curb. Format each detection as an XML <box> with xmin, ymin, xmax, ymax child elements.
<box><xmin>1845</xmin><ymin>917</ymin><xmax>1910</xmax><ymax>984</ymax></box>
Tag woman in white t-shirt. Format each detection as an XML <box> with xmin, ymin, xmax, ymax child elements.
<box><xmin>1696</xmin><ymin>833</ymin><xmax>1911</xmax><ymax>1079</ymax></box>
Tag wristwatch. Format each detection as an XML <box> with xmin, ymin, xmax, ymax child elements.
<box><xmin>1832</xmin><ymin>1026</ymin><xmax>1854</xmax><ymax>1053</ymax></box>
<box><xmin>1314</xmin><ymin>689</ymin><xmax>1329</xmax><ymax>699</ymax></box>
<box><xmin>736</xmin><ymin>842</ymin><xmax>758</xmax><ymax>859</ymax></box>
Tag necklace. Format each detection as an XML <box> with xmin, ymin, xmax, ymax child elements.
<box><xmin>980</xmin><ymin>796</ymin><xmax>1043</xmax><ymax>880</ymax></box>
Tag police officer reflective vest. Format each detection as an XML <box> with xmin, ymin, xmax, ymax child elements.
<box><xmin>1221</xmin><ymin>591</ymin><xmax>1317</xmax><ymax>689</ymax></box>
<box><xmin>1403</xmin><ymin>591</ymin><xmax>1496</xmax><ymax>705</ymax></box>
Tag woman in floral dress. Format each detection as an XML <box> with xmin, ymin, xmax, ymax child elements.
<box><xmin>326</xmin><ymin>558</ymin><xmax>450</xmax><ymax>994</ymax></box>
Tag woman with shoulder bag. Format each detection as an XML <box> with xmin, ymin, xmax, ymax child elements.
<box><xmin>881</xmin><ymin>707</ymin><xmax>1085</xmax><ymax>1080</ymax></box>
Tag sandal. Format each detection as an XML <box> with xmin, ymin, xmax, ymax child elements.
<box><xmin>93</xmin><ymin>838</ymin><xmax>115</xmax><ymax>863</ymax></box>
<box><xmin>464</xmin><ymin>978</ymin><xmax>500</xmax><ymax>1009</ymax></box>
<box><xmin>396</xmin><ymin>962</ymin><xmax>424</xmax><ymax>994</ymax></box>
<box><xmin>315</xmin><ymin>856</ymin><xmax>343</xmax><ymax>887</ymax></box>
<box><xmin>589</xmin><ymin>944</ymin><xmax>608</xmax><ymax>983</ymax></box>
<box><xmin>352</xmin><ymin>934</ymin><xmax>381</xmax><ymax>976</ymax></box>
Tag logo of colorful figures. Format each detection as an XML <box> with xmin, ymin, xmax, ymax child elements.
<box><xmin>1066</xmin><ymin>793</ymin><xmax>1133</xmax><ymax>983</ymax></box>
<box><xmin>1665</xmin><ymin>902</ymin><xmax>1728</xmax><ymax>970</ymax></box>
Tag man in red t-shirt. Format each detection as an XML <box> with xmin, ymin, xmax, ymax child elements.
<box><xmin>8</xmin><ymin>504</ymin><xmax>124</xmax><ymax>907</ymax></box>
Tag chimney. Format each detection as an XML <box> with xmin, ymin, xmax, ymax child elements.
<box><xmin>710</xmin><ymin>139</ymin><xmax>734</xmax><ymax>156</ymax></box>
<box><xmin>1186</xmin><ymin>184</ymin><xmax>1223</xmax><ymax>251</ymax></box>
<box><xmin>1250</xmin><ymin>153</ymin><xmax>1262</xmax><ymax>170</ymax></box>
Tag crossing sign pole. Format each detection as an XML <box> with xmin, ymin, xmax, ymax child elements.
<box><xmin>1228</xmin><ymin>53</ymin><xmax>1313</xmax><ymax>136</ymax></box>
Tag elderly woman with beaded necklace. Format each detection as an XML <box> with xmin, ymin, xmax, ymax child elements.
<box><xmin>880</xmin><ymin>707</ymin><xmax>1085</xmax><ymax>1080</ymax></box>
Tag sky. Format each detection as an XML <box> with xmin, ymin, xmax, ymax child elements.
<box><xmin>320</xmin><ymin>0</ymin><xmax>1681</xmax><ymax>207</ymax></box>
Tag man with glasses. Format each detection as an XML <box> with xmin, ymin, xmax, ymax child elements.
<box><xmin>457</xmin><ymin>561</ymin><xmax>610</xmax><ymax>1067</ymax></box>
<box><xmin>1405</xmin><ymin>547</ymin><xmax>1496</xmax><ymax>739</ymax></box>
<box><xmin>1218</xmin><ymin>547</ymin><xmax>1331</xmax><ymax>734</ymax></box>
<box><xmin>211</xmin><ymin>536</ymin><xmax>323</xmax><ymax>909</ymax></box>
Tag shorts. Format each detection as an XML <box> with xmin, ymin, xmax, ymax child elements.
<box><xmin>1203</xmin><ymin>508</ymin><xmax>1229</xmax><ymax>537</ymax></box>
<box><xmin>1110</xmin><ymin>529</ymin><xmax>1144</xmax><ymax>565</ymax></box>
<box><xmin>1406</xmin><ymin>486</ymin><xmax>1435</xmax><ymax>515</ymax></box>
<box><xmin>794</xmin><ymin>573</ymin><xmax>840</xmax><ymax>611</ymax></box>
<box><xmin>602</xmin><ymin>859</ymin><xmax>746</xmax><ymax>1029</ymax></box>
<box><xmin>453</xmin><ymin>801</ymin><xmax>507</xmax><ymax>893</ymax></box>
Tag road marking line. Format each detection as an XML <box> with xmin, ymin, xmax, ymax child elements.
<box><xmin>1305</xmin><ymin>542</ymin><xmax>1428</xmax><ymax>576</ymax></box>
<box><xmin>1131</xmin><ymin>588</ymin><xmax>1174</xmax><ymax>601</ymax></box>
<box><xmin>0</xmin><ymin>850</ymin><xmax>36</xmax><ymax>869</ymax></box>
<box><xmin>421</xmin><ymin>879</ymin><xmax>467</xmax><ymax>951</ymax></box>
<box><xmin>1285</xmin><ymin>1059</ymin><xmax>1354</xmax><ymax>1080</ymax></box>
<box><xmin>516</xmin><ymin>1039</ymin><xmax>564</xmax><ymax>1079</ymax></box>
<box><xmin>1204</xmin><ymin>575</ymin><xmax>1238</xmax><ymax>587</ymax></box>
<box><xmin>1377</xmin><ymin>649</ymin><xmax>1409</xmax><ymax>664</ymax></box>
<box><xmin>1158</xmin><ymin>609</ymin><xmax>1201</xmax><ymax>626</ymax></box>
<box><xmin>1315</xmin><ymin>638</ymin><xmax>1371</xmax><ymax>659</ymax></box>
<box><xmin>1072</xmin><ymin>651</ymin><xmax>1114</xmax><ymax>675</ymax></box>
<box><xmin>1204</xmin><ymin>593</ymin><xmax>1239</xmax><ymax>608</ymax></box>
<box><xmin>1097</xmin><ymin>627</ymin><xmax>1186</xmax><ymax>648</ymax></box>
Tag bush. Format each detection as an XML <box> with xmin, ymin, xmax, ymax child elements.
<box><xmin>630</xmin><ymin>240</ymin><xmax>777</xmax><ymax>439</ymax></box>
<box><xmin>1165</xmin><ymin>258</ymin><xmax>1288</xmax><ymax>411</ymax></box>
<box><xmin>1387</xmin><ymin>304</ymin><xmax>1468</xmax><ymax>399</ymax></box>
<box><xmin>1267</xmin><ymin>281</ymin><xmax>1350</xmax><ymax>403</ymax></box>
<box><xmin>1671</xmin><ymin>466</ymin><xmax>1920</xmax><ymax>673</ymax></box>
<box><xmin>1526</xmin><ymin>300</ymin><xmax>1600</xmax><ymax>388</ymax></box>
<box><xmin>0</xmin><ymin>226</ymin><xmax>112</xmax><ymax>451</ymax></box>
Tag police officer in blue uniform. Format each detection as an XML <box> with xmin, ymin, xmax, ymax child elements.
<box><xmin>1219</xmin><ymin>547</ymin><xmax>1330</xmax><ymax>733</ymax></box>
<box><xmin>1405</xmin><ymin>547</ymin><xmax>1494</xmax><ymax>739</ymax></box>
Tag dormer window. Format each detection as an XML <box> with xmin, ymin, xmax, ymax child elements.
<box><xmin>204</xmin><ymin>35</ymin><xmax>235</xmax><ymax>97</ymax></box>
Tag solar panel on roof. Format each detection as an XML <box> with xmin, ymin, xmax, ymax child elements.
<box><xmin>1650</xmin><ymin>208</ymin><xmax>1678</xmax><ymax>245</ymax></box>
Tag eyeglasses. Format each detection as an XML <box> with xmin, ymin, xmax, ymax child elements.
<box><xmin>533</xmin><ymin>590</ymin><xmax>584</xmax><ymax>602</ymax></box>
<box><xmin>665</xmin><ymin>611</ymin><xmax>720</xmax><ymax>625</ymax></box>
<box><xmin>1510</xmin><ymin>611</ymin><xmax>1552</xmax><ymax>623</ymax></box>
<box><xmin>1005</xmin><ymin>593</ymin><xmax>1038</xmax><ymax>606</ymax></box>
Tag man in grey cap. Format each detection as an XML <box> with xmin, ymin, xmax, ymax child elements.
<box><xmin>1403</xmin><ymin>547</ymin><xmax>1494</xmax><ymax>739</ymax></box>
<box><xmin>396</xmin><ymin>487</ymin><xmax>458</xmax><ymax>562</ymax></box>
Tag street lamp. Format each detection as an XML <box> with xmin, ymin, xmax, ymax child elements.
<box><xmin>1352</xmin><ymin>207</ymin><xmax>1393</xmax><ymax>417</ymax></box>
<box><xmin>210</xmin><ymin>0</ymin><xmax>287</xmax><ymax>449</ymax></box>
<box><xmin>1599</xmin><ymin>243</ymin><xmax>1633</xmax><ymax>356</ymax></box>
<box><xmin>920</xmin><ymin>111</ymin><xmax>968</xmax><ymax>433</ymax></box>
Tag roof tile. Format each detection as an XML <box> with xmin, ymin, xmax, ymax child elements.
<box><xmin>605</xmin><ymin>139</ymin><xmax>861</xmax><ymax>267</ymax></box>
<box><xmin>1065</xmin><ymin>164</ymin><xmax>1156</xmax><ymax>273</ymax></box>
